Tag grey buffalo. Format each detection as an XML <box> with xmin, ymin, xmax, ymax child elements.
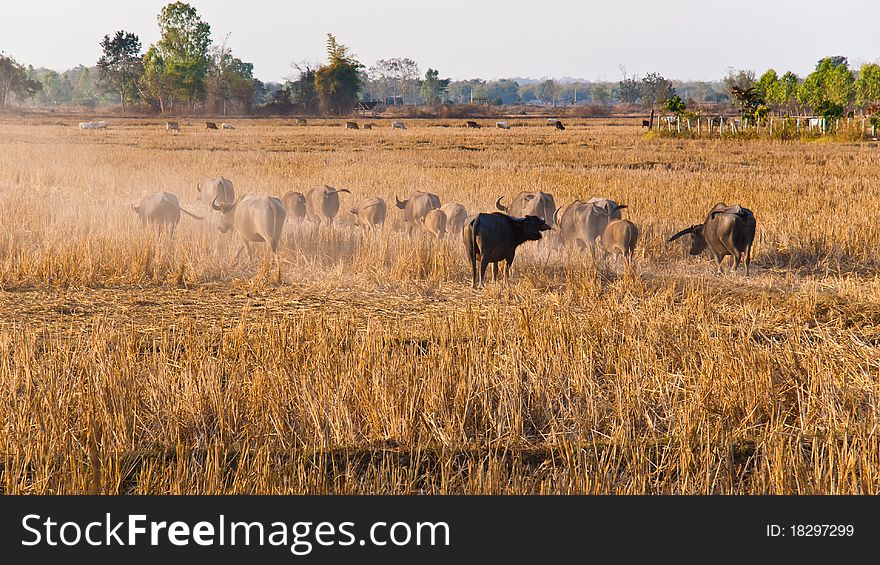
<box><xmin>350</xmin><ymin>196</ymin><xmax>387</xmax><ymax>230</ymax></box>
<box><xmin>212</xmin><ymin>195</ymin><xmax>286</xmax><ymax>264</ymax></box>
<box><xmin>668</xmin><ymin>203</ymin><xmax>756</xmax><ymax>275</ymax></box>
<box><xmin>395</xmin><ymin>191</ymin><xmax>441</xmax><ymax>234</ymax></box>
<box><xmin>132</xmin><ymin>191</ymin><xmax>203</xmax><ymax>236</ymax></box>
<box><xmin>440</xmin><ymin>203</ymin><xmax>468</xmax><ymax>236</ymax></box>
<box><xmin>495</xmin><ymin>191</ymin><xmax>556</xmax><ymax>227</ymax></box>
<box><xmin>463</xmin><ymin>212</ymin><xmax>551</xmax><ymax>288</ymax></box>
<box><xmin>305</xmin><ymin>185</ymin><xmax>351</xmax><ymax>225</ymax></box>
<box><xmin>198</xmin><ymin>177</ymin><xmax>235</xmax><ymax>208</ymax></box>
<box><xmin>556</xmin><ymin>197</ymin><xmax>627</xmax><ymax>251</ymax></box>
<box><xmin>281</xmin><ymin>191</ymin><xmax>307</xmax><ymax>223</ymax></box>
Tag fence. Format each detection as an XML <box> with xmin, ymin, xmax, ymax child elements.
<box><xmin>652</xmin><ymin>114</ymin><xmax>878</xmax><ymax>139</ymax></box>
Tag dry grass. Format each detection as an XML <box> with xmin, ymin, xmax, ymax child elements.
<box><xmin>1</xmin><ymin>116</ymin><xmax>879</xmax><ymax>494</ymax></box>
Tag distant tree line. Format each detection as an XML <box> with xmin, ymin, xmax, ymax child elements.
<box><xmin>3</xmin><ymin>3</ymin><xmax>880</xmax><ymax>119</ymax></box>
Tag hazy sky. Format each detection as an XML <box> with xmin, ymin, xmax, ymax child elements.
<box><xmin>2</xmin><ymin>0</ymin><xmax>878</xmax><ymax>83</ymax></box>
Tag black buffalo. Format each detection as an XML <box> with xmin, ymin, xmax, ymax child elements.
<box><xmin>463</xmin><ymin>212</ymin><xmax>551</xmax><ymax>288</ymax></box>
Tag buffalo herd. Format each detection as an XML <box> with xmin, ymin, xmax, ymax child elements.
<box><xmin>132</xmin><ymin>177</ymin><xmax>757</xmax><ymax>288</ymax></box>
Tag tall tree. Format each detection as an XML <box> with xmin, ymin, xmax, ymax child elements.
<box><xmin>0</xmin><ymin>54</ymin><xmax>41</xmax><ymax>108</ymax></box>
<box><xmin>153</xmin><ymin>2</ymin><xmax>212</xmax><ymax>111</ymax></box>
<box><xmin>591</xmin><ymin>83</ymin><xmax>612</xmax><ymax>105</ymax></box>
<box><xmin>617</xmin><ymin>76</ymin><xmax>641</xmax><ymax>103</ymax></box>
<box><xmin>421</xmin><ymin>68</ymin><xmax>450</xmax><ymax>105</ymax></box>
<box><xmin>314</xmin><ymin>34</ymin><xmax>363</xmax><ymax>115</ymax></box>
<box><xmin>536</xmin><ymin>79</ymin><xmax>559</xmax><ymax>106</ymax></box>
<box><xmin>142</xmin><ymin>46</ymin><xmax>172</xmax><ymax>112</ymax></box>
<box><xmin>755</xmin><ymin>69</ymin><xmax>780</xmax><ymax>110</ymax></box>
<box><xmin>856</xmin><ymin>63</ymin><xmax>880</xmax><ymax>109</ymax></box>
<box><xmin>289</xmin><ymin>62</ymin><xmax>319</xmax><ymax>114</ymax></box>
<box><xmin>777</xmin><ymin>71</ymin><xmax>800</xmax><ymax>114</ymax></box>
<box><xmin>641</xmin><ymin>72</ymin><xmax>675</xmax><ymax>108</ymax></box>
<box><xmin>798</xmin><ymin>56</ymin><xmax>855</xmax><ymax>117</ymax></box>
<box><xmin>97</xmin><ymin>31</ymin><xmax>143</xmax><ymax>110</ymax></box>
<box><xmin>207</xmin><ymin>36</ymin><xmax>257</xmax><ymax>116</ymax></box>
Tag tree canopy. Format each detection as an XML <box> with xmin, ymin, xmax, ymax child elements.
<box><xmin>314</xmin><ymin>34</ymin><xmax>363</xmax><ymax>115</ymax></box>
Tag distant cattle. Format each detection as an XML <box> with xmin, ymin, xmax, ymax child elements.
<box><xmin>295</xmin><ymin>117</ymin><xmax>308</xmax><ymax>125</ymax></box>
<box><xmin>281</xmin><ymin>191</ymin><xmax>307</xmax><ymax>223</ymax></box>
<box><xmin>363</xmin><ymin>123</ymin><xmax>373</xmax><ymax>130</ymax></box>
<box><xmin>555</xmin><ymin>120</ymin><xmax>566</xmax><ymax>130</ymax></box>
<box><xmin>395</xmin><ymin>191</ymin><xmax>441</xmax><ymax>235</ymax></box>
<box><xmin>166</xmin><ymin>121</ymin><xmax>180</xmax><ymax>132</ymax></box>
<box><xmin>463</xmin><ymin>213</ymin><xmax>551</xmax><ymax>288</ymax></box>
<box><xmin>206</xmin><ymin>122</ymin><xmax>219</xmax><ymax>129</ymax></box>
<box><xmin>79</xmin><ymin>121</ymin><xmax>108</xmax><ymax>130</ymax></box>
<box><xmin>221</xmin><ymin>123</ymin><xmax>235</xmax><ymax>130</ymax></box>
<box><xmin>132</xmin><ymin>191</ymin><xmax>202</xmax><ymax>237</ymax></box>
<box><xmin>547</xmin><ymin>118</ymin><xmax>560</xmax><ymax>126</ymax></box>
<box><xmin>392</xmin><ymin>120</ymin><xmax>407</xmax><ymax>130</ymax></box>
<box><xmin>496</xmin><ymin>121</ymin><xmax>511</xmax><ymax>129</ymax></box>
<box><xmin>465</xmin><ymin>120</ymin><xmax>481</xmax><ymax>129</ymax></box>
<box><xmin>305</xmin><ymin>185</ymin><xmax>351</xmax><ymax>225</ymax></box>
<box><xmin>350</xmin><ymin>196</ymin><xmax>387</xmax><ymax>231</ymax></box>
<box><xmin>198</xmin><ymin>177</ymin><xmax>235</xmax><ymax>209</ymax></box>
<box><xmin>641</xmin><ymin>119</ymin><xmax>650</xmax><ymax>127</ymax></box>
<box><xmin>345</xmin><ymin>121</ymin><xmax>359</xmax><ymax>129</ymax></box>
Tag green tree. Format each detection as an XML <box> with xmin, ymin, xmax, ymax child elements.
<box><xmin>476</xmin><ymin>79</ymin><xmax>520</xmax><ymax>105</ymax></box>
<box><xmin>617</xmin><ymin>76</ymin><xmax>641</xmax><ymax>103</ymax></box>
<box><xmin>591</xmin><ymin>83</ymin><xmax>612</xmax><ymax>105</ymax></box>
<box><xmin>856</xmin><ymin>63</ymin><xmax>880</xmax><ymax>108</ymax></box>
<box><xmin>30</xmin><ymin>68</ymin><xmax>73</xmax><ymax>106</ymax></box>
<box><xmin>142</xmin><ymin>46</ymin><xmax>172</xmax><ymax>112</ymax></box>
<box><xmin>798</xmin><ymin>57</ymin><xmax>855</xmax><ymax>115</ymax></box>
<box><xmin>724</xmin><ymin>69</ymin><xmax>763</xmax><ymax>119</ymax></box>
<box><xmin>421</xmin><ymin>68</ymin><xmax>450</xmax><ymax>105</ymax></box>
<box><xmin>314</xmin><ymin>34</ymin><xmax>363</xmax><ymax>115</ymax></box>
<box><xmin>0</xmin><ymin>54</ymin><xmax>41</xmax><ymax>108</ymax></box>
<box><xmin>153</xmin><ymin>2</ymin><xmax>212</xmax><ymax>111</ymax></box>
<box><xmin>536</xmin><ymin>79</ymin><xmax>559</xmax><ymax>106</ymax></box>
<box><xmin>755</xmin><ymin>69</ymin><xmax>782</xmax><ymax>111</ymax></box>
<box><xmin>641</xmin><ymin>72</ymin><xmax>675</xmax><ymax>108</ymax></box>
<box><xmin>289</xmin><ymin>62</ymin><xmax>318</xmax><ymax>114</ymax></box>
<box><xmin>664</xmin><ymin>94</ymin><xmax>685</xmax><ymax>116</ymax></box>
<box><xmin>207</xmin><ymin>37</ymin><xmax>257</xmax><ymax>115</ymax></box>
<box><xmin>777</xmin><ymin>71</ymin><xmax>800</xmax><ymax>114</ymax></box>
<box><xmin>97</xmin><ymin>30</ymin><xmax>143</xmax><ymax>110</ymax></box>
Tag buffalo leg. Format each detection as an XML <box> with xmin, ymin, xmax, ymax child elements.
<box><xmin>732</xmin><ymin>252</ymin><xmax>742</xmax><ymax>274</ymax></box>
<box><xmin>745</xmin><ymin>245</ymin><xmax>752</xmax><ymax>276</ymax></box>
<box><xmin>479</xmin><ymin>257</ymin><xmax>490</xmax><ymax>289</ymax></box>
<box><xmin>493</xmin><ymin>263</ymin><xmax>500</xmax><ymax>282</ymax></box>
<box><xmin>470</xmin><ymin>252</ymin><xmax>479</xmax><ymax>289</ymax></box>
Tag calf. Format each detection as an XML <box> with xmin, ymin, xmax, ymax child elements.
<box><xmin>598</xmin><ymin>219</ymin><xmax>638</xmax><ymax>261</ymax></box>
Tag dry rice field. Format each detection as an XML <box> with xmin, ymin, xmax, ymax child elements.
<box><xmin>2</xmin><ymin>116</ymin><xmax>879</xmax><ymax>494</ymax></box>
